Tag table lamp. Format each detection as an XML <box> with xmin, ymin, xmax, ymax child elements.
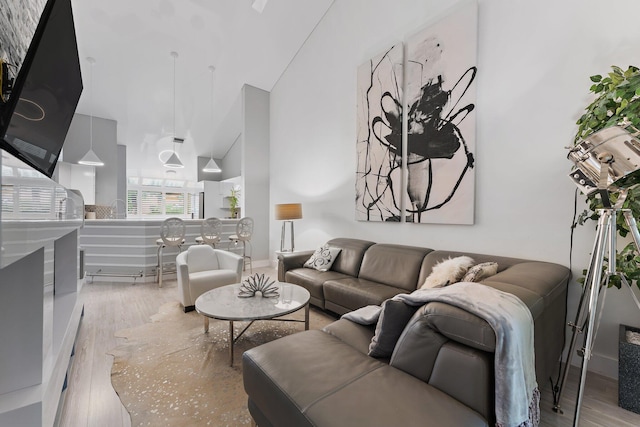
<box><xmin>275</xmin><ymin>203</ymin><xmax>302</xmax><ymax>252</ymax></box>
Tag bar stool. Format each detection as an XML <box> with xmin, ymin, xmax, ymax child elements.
<box><xmin>228</xmin><ymin>216</ymin><xmax>253</xmax><ymax>272</ymax></box>
<box><xmin>195</xmin><ymin>217</ymin><xmax>222</xmax><ymax>247</ymax></box>
<box><xmin>156</xmin><ymin>217</ymin><xmax>186</xmax><ymax>287</ymax></box>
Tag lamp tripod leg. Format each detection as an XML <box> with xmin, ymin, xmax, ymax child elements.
<box><xmin>553</xmin><ymin>209</ymin><xmax>612</xmax><ymax>423</ymax></box>
<box><xmin>623</xmin><ymin>210</ymin><xmax>640</xmax><ymax>253</ymax></box>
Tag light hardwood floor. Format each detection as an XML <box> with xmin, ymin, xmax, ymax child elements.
<box><xmin>58</xmin><ymin>268</ymin><xmax>640</xmax><ymax>426</ymax></box>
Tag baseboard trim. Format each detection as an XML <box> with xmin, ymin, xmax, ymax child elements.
<box><xmin>569</xmin><ymin>351</ymin><xmax>618</xmax><ymax>380</ymax></box>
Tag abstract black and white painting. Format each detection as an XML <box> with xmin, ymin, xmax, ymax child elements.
<box><xmin>405</xmin><ymin>1</ymin><xmax>477</xmax><ymax>224</ymax></box>
<box><xmin>356</xmin><ymin>43</ymin><xmax>404</xmax><ymax>222</ymax></box>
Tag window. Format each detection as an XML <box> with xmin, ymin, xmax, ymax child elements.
<box><xmin>187</xmin><ymin>193</ymin><xmax>199</xmax><ymax>217</ymax></box>
<box><xmin>19</xmin><ymin>186</ymin><xmax>53</xmax><ymax>213</ymax></box>
<box><xmin>141</xmin><ymin>191</ymin><xmax>163</xmax><ymax>216</ymax></box>
<box><xmin>165</xmin><ymin>192</ymin><xmax>184</xmax><ymax>215</ymax></box>
<box><xmin>141</xmin><ymin>177</ymin><xmax>163</xmax><ymax>187</ymax></box>
<box><xmin>1</xmin><ymin>185</ymin><xmax>14</xmax><ymax>213</ymax></box>
<box><xmin>126</xmin><ymin>176</ymin><xmax>202</xmax><ymax>218</ymax></box>
<box><xmin>1</xmin><ymin>164</ymin><xmax>68</xmax><ymax>219</ymax></box>
<box><xmin>127</xmin><ymin>190</ymin><xmax>138</xmax><ymax>215</ymax></box>
<box><xmin>164</xmin><ymin>179</ymin><xmax>185</xmax><ymax>188</ymax></box>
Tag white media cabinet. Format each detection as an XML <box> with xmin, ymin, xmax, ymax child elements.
<box><xmin>0</xmin><ymin>151</ymin><xmax>85</xmax><ymax>426</ymax></box>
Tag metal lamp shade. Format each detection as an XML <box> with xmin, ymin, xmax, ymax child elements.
<box><xmin>568</xmin><ymin>126</ymin><xmax>640</xmax><ymax>195</ymax></box>
<box><xmin>164</xmin><ymin>151</ymin><xmax>184</xmax><ymax>169</ymax></box>
<box><xmin>203</xmin><ymin>158</ymin><xmax>221</xmax><ymax>173</ymax></box>
<box><xmin>78</xmin><ymin>148</ymin><xmax>104</xmax><ymax>166</ymax></box>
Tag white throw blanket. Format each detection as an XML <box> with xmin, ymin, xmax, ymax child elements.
<box><xmin>342</xmin><ymin>282</ymin><xmax>540</xmax><ymax>427</ymax></box>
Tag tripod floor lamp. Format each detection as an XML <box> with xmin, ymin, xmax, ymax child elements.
<box><xmin>553</xmin><ymin>123</ymin><xmax>640</xmax><ymax>426</ymax></box>
<box><xmin>275</xmin><ymin>203</ymin><xmax>302</xmax><ymax>252</ymax></box>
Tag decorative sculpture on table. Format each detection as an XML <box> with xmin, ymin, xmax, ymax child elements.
<box><xmin>238</xmin><ymin>273</ymin><xmax>279</xmax><ymax>298</ymax></box>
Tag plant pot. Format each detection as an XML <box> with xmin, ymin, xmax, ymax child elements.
<box><xmin>619</xmin><ymin>324</ymin><xmax>640</xmax><ymax>414</ymax></box>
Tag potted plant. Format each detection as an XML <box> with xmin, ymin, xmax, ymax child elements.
<box><xmin>229</xmin><ymin>187</ymin><xmax>240</xmax><ymax>218</ymax></box>
<box><xmin>573</xmin><ymin>65</ymin><xmax>640</xmax><ymax>290</ymax></box>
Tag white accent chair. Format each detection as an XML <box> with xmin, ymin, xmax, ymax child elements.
<box><xmin>176</xmin><ymin>245</ymin><xmax>243</xmax><ymax>312</ymax></box>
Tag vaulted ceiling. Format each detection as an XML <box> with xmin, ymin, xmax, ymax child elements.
<box><xmin>70</xmin><ymin>0</ymin><xmax>333</xmax><ymax>180</ymax></box>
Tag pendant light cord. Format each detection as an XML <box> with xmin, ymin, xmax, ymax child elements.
<box><xmin>210</xmin><ymin>66</ymin><xmax>215</xmax><ymax>160</ymax></box>
<box><xmin>172</xmin><ymin>52</ymin><xmax>177</xmax><ymax>153</ymax></box>
<box><xmin>89</xmin><ymin>58</ymin><xmax>94</xmax><ymax>150</ymax></box>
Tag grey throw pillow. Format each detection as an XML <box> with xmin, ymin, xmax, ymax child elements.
<box><xmin>368</xmin><ymin>299</ymin><xmax>419</xmax><ymax>358</ymax></box>
<box><xmin>462</xmin><ymin>262</ymin><xmax>499</xmax><ymax>282</ymax></box>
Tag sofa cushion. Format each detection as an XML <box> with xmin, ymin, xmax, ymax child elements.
<box><xmin>243</xmin><ymin>329</ymin><xmax>487</xmax><ymax>427</ymax></box>
<box><xmin>427</xmin><ymin>341</ymin><xmax>494</xmax><ymax>422</ymax></box>
<box><xmin>303</xmin><ymin>365</ymin><xmax>488</xmax><ymax>427</ymax></box>
<box><xmin>368</xmin><ymin>299</ymin><xmax>420</xmax><ymax>358</ymax></box>
<box><xmin>322</xmin><ymin>318</ymin><xmax>376</xmax><ymax>356</ymax></box>
<box><xmin>401</xmin><ymin>302</ymin><xmax>496</xmax><ymax>354</ymax></box>
<box><xmin>326</xmin><ymin>238</ymin><xmax>376</xmax><ymax>277</ymax></box>
<box><xmin>243</xmin><ymin>330</ymin><xmax>384</xmax><ymax>427</ymax></box>
<box><xmin>323</xmin><ymin>277</ymin><xmax>405</xmax><ymax>315</ymax></box>
<box><xmin>358</xmin><ymin>244</ymin><xmax>433</xmax><ymax>291</ymax></box>
<box><xmin>303</xmin><ymin>244</ymin><xmax>342</xmax><ymax>271</ymax></box>
<box><xmin>481</xmin><ymin>261</ymin><xmax>570</xmax><ymax>310</ymax></box>
<box><xmin>284</xmin><ymin>269</ymin><xmax>352</xmax><ymax>309</ymax></box>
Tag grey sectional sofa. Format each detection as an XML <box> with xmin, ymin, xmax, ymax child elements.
<box><xmin>243</xmin><ymin>238</ymin><xmax>570</xmax><ymax>426</ymax></box>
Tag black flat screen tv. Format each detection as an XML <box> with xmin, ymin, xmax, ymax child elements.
<box><xmin>0</xmin><ymin>0</ymin><xmax>83</xmax><ymax>178</ymax></box>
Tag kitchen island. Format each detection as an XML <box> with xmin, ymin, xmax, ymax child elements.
<box><xmin>79</xmin><ymin>218</ymin><xmax>240</xmax><ymax>282</ymax></box>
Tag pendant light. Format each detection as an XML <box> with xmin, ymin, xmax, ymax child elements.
<box><xmin>78</xmin><ymin>57</ymin><xmax>104</xmax><ymax>166</ymax></box>
<box><xmin>164</xmin><ymin>51</ymin><xmax>184</xmax><ymax>169</ymax></box>
<box><xmin>202</xmin><ymin>65</ymin><xmax>221</xmax><ymax>173</ymax></box>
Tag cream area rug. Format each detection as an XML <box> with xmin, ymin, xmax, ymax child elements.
<box><xmin>109</xmin><ymin>301</ymin><xmax>335</xmax><ymax>426</ymax></box>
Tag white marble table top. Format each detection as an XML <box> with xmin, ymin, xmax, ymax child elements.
<box><xmin>195</xmin><ymin>282</ymin><xmax>310</xmax><ymax>321</ymax></box>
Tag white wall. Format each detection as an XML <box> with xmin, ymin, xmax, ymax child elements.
<box><xmin>62</xmin><ymin>114</ymin><xmax>119</xmax><ymax>205</ymax></box>
<box><xmin>243</xmin><ymin>85</ymin><xmax>270</xmax><ymax>264</ymax></box>
<box><xmin>269</xmin><ymin>0</ymin><xmax>640</xmax><ymax>378</ymax></box>
<box><xmin>222</xmin><ymin>134</ymin><xmax>242</xmax><ymax>180</ymax></box>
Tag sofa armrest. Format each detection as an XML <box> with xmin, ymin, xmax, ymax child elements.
<box><xmin>176</xmin><ymin>252</ymin><xmax>191</xmax><ymax>306</ymax></box>
<box><xmin>215</xmin><ymin>249</ymin><xmax>243</xmax><ymax>282</ymax></box>
<box><xmin>277</xmin><ymin>250</ymin><xmax>314</xmax><ymax>281</ymax></box>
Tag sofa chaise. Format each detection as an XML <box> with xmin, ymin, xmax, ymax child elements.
<box><xmin>243</xmin><ymin>238</ymin><xmax>571</xmax><ymax>426</ymax></box>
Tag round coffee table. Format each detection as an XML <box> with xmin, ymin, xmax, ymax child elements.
<box><xmin>195</xmin><ymin>282</ymin><xmax>310</xmax><ymax>366</ymax></box>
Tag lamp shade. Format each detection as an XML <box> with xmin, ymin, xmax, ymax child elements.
<box><xmin>275</xmin><ymin>203</ymin><xmax>302</xmax><ymax>220</ymax></box>
<box><xmin>203</xmin><ymin>157</ymin><xmax>221</xmax><ymax>173</ymax></box>
<box><xmin>568</xmin><ymin>125</ymin><xmax>640</xmax><ymax>195</ymax></box>
<box><xmin>164</xmin><ymin>151</ymin><xmax>184</xmax><ymax>168</ymax></box>
<box><xmin>78</xmin><ymin>148</ymin><xmax>104</xmax><ymax>166</ymax></box>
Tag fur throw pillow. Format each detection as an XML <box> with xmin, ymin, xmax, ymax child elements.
<box><xmin>421</xmin><ymin>256</ymin><xmax>475</xmax><ymax>289</ymax></box>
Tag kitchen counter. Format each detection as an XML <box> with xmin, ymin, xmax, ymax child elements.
<box><xmin>79</xmin><ymin>218</ymin><xmax>240</xmax><ymax>282</ymax></box>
